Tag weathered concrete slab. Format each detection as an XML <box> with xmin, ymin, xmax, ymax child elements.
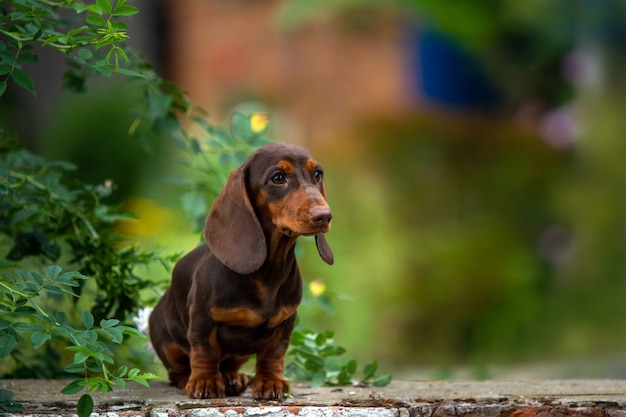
<box><xmin>3</xmin><ymin>379</ymin><xmax>626</xmax><ymax>416</ymax></box>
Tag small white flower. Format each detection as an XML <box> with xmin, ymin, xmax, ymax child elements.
<box><xmin>132</xmin><ymin>307</ymin><xmax>153</xmax><ymax>335</ymax></box>
<box><xmin>132</xmin><ymin>307</ymin><xmax>155</xmax><ymax>353</ymax></box>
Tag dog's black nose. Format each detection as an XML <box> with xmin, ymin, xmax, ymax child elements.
<box><xmin>310</xmin><ymin>206</ymin><xmax>333</xmax><ymax>226</ymax></box>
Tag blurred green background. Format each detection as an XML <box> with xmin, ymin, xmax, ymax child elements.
<box><xmin>3</xmin><ymin>0</ymin><xmax>626</xmax><ymax>380</ymax></box>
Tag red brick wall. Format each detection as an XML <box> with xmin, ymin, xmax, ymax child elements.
<box><xmin>165</xmin><ymin>0</ymin><xmax>414</xmax><ymax>144</ymax></box>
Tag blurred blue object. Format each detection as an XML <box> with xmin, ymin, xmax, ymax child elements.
<box><xmin>411</xmin><ymin>29</ymin><xmax>500</xmax><ymax>110</ymax></box>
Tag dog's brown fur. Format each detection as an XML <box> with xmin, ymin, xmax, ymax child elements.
<box><xmin>149</xmin><ymin>143</ymin><xmax>333</xmax><ymax>400</ymax></box>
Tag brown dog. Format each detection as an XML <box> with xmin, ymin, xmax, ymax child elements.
<box><xmin>149</xmin><ymin>143</ymin><xmax>333</xmax><ymax>400</ymax></box>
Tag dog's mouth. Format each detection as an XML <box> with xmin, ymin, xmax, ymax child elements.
<box><xmin>279</xmin><ymin>224</ymin><xmax>331</xmax><ymax>238</ymax></box>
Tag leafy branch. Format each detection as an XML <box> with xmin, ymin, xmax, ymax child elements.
<box><xmin>0</xmin><ymin>265</ymin><xmax>155</xmax><ymax>417</ymax></box>
<box><xmin>0</xmin><ymin>0</ymin><xmax>141</xmax><ymax>95</ymax></box>
<box><xmin>287</xmin><ymin>329</ymin><xmax>392</xmax><ymax>388</ymax></box>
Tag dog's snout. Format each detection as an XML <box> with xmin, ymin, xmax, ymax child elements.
<box><xmin>310</xmin><ymin>206</ymin><xmax>332</xmax><ymax>226</ymax></box>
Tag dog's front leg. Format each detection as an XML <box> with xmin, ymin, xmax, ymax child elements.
<box><xmin>185</xmin><ymin>326</ymin><xmax>225</xmax><ymax>398</ymax></box>
<box><xmin>249</xmin><ymin>315</ymin><xmax>295</xmax><ymax>400</ymax></box>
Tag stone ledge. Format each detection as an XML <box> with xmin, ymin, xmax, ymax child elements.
<box><xmin>3</xmin><ymin>379</ymin><xmax>626</xmax><ymax>416</ymax></box>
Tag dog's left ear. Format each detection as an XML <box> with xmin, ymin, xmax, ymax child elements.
<box><xmin>205</xmin><ymin>167</ymin><xmax>267</xmax><ymax>274</ymax></box>
<box><xmin>315</xmin><ymin>234</ymin><xmax>334</xmax><ymax>265</ymax></box>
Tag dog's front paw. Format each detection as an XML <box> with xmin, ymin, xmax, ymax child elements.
<box><xmin>222</xmin><ymin>371</ymin><xmax>250</xmax><ymax>396</ymax></box>
<box><xmin>184</xmin><ymin>375</ymin><xmax>226</xmax><ymax>399</ymax></box>
<box><xmin>249</xmin><ymin>377</ymin><xmax>290</xmax><ymax>400</ymax></box>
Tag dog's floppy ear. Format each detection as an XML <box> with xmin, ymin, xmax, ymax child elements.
<box><xmin>205</xmin><ymin>167</ymin><xmax>266</xmax><ymax>274</ymax></box>
<box><xmin>315</xmin><ymin>234</ymin><xmax>334</xmax><ymax>265</ymax></box>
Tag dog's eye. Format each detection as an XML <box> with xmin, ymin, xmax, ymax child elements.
<box><xmin>314</xmin><ymin>170</ymin><xmax>323</xmax><ymax>183</ymax></box>
<box><xmin>271</xmin><ymin>173</ymin><xmax>286</xmax><ymax>185</ymax></box>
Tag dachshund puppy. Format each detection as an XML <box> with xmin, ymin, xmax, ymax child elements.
<box><xmin>149</xmin><ymin>142</ymin><xmax>333</xmax><ymax>400</ymax></box>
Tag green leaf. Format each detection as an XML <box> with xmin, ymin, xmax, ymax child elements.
<box><xmin>346</xmin><ymin>359</ymin><xmax>358</xmax><ymax>374</ymax></box>
<box><xmin>96</xmin><ymin>0</ymin><xmax>113</xmax><ymax>14</ymax></box>
<box><xmin>303</xmin><ymin>356</ymin><xmax>325</xmax><ymax>372</ymax></box>
<box><xmin>19</xmin><ymin>282</ymin><xmax>40</xmax><ymax>296</ymax></box>
<box><xmin>363</xmin><ymin>360</ymin><xmax>378</xmax><ymax>380</ymax></box>
<box><xmin>13</xmin><ymin>306</ymin><xmax>36</xmax><ymax>316</ymax></box>
<box><xmin>373</xmin><ymin>373</ymin><xmax>392</xmax><ymax>387</ymax></box>
<box><xmin>0</xmin><ymin>389</ymin><xmax>23</xmax><ymax>412</ymax></box>
<box><xmin>18</xmin><ymin>53</ymin><xmax>38</xmax><ymax>64</ymax></box>
<box><xmin>56</xmin><ymin>312</ymin><xmax>69</xmax><ymax>325</ymax></box>
<box><xmin>51</xmin><ymin>323</ymin><xmax>74</xmax><ymax>339</ymax></box>
<box><xmin>88</xmin><ymin>363</ymin><xmax>103</xmax><ymax>373</ymax></box>
<box><xmin>115</xmin><ymin>68</ymin><xmax>148</xmax><ymax>79</ymax></box>
<box><xmin>81</xmin><ymin>311</ymin><xmax>94</xmax><ymax>329</ymax></box>
<box><xmin>11</xmin><ymin>68</ymin><xmax>34</xmax><ymax>94</ymax></box>
<box><xmin>103</xmin><ymin>326</ymin><xmax>123</xmax><ymax>343</ymax></box>
<box><xmin>61</xmin><ymin>271</ymin><xmax>88</xmax><ymax>283</ymax></box>
<box><xmin>113</xmin><ymin>5</ymin><xmax>139</xmax><ymax>16</ymax></box>
<box><xmin>13</xmin><ymin>322</ymin><xmax>44</xmax><ymax>332</ymax></box>
<box><xmin>117</xmin><ymin>365</ymin><xmax>128</xmax><ymax>377</ymax></box>
<box><xmin>42</xmin><ymin>284</ymin><xmax>66</xmax><ymax>295</ymax></box>
<box><xmin>78</xmin><ymin>49</ymin><xmax>93</xmax><ymax>60</ymax></box>
<box><xmin>86</xmin><ymin>14</ymin><xmax>106</xmax><ymax>26</ymax></box>
<box><xmin>61</xmin><ymin>379</ymin><xmax>85</xmax><ymax>395</ymax></box>
<box><xmin>64</xmin><ymin>363</ymin><xmax>86</xmax><ymax>374</ymax></box>
<box><xmin>113</xmin><ymin>377</ymin><xmax>126</xmax><ymax>389</ymax></box>
<box><xmin>337</xmin><ymin>367</ymin><xmax>351</xmax><ymax>385</ymax></box>
<box><xmin>95</xmin><ymin>61</ymin><xmax>112</xmax><ymax>76</ymax></box>
<box><xmin>146</xmin><ymin>89</ymin><xmax>172</xmax><ymax>119</ymax></box>
<box><xmin>73</xmin><ymin>351</ymin><xmax>90</xmax><ymax>364</ymax></box>
<box><xmin>0</xmin><ymin>81</ymin><xmax>7</xmax><ymax>98</ymax></box>
<box><xmin>45</xmin><ymin>265</ymin><xmax>62</xmax><ymax>280</ymax></box>
<box><xmin>77</xmin><ymin>394</ymin><xmax>94</xmax><ymax>417</ymax></box>
<box><xmin>119</xmin><ymin>325</ymin><xmax>144</xmax><ymax>338</ymax></box>
<box><xmin>310</xmin><ymin>370</ymin><xmax>326</xmax><ymax>388</ymax></box>
<box><xmin>29</xmin><ymin>271</ymin><xmax>44</xmax><ymax>286</ymax></box>
<box><xmin>67</xmin><ymin>25</ymin><xmax>89</xmax><ymax>38</ymax></box>
<box><xmin>291</xmin><ymin>330</ymin><xmax>305</xmax><ymax>345</ymax></box>
<box><xmin>152</xmin><ymin>112</ymin><xmax>180</xmax><ymax>134</ymax></box>
<box><xmin>31</xmin><ymin>331</ymin><xmax>51</xmax><ymax>349</ymax></box>
<box><xmin>42</xmin><ymin>33</ymin><xmax>65</xmax><ymax>46</ymax></box>
<box><xmin>129</xmin><ymin>374</ymin><xmax>153</xmax><ymax>388</ymax></box>
<box><xmin>0</xmin><ymin>334</ymin><xmax>16</xmax><ymax>358</ymax></box>
<box><xmin>100</xmin><ymin>319</ymin><xmax>119</xmax><ymax>328</ymax></box>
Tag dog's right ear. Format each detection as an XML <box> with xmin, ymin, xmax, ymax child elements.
<box><xmin>204</xmin><ymin>168</ymin><xmax>267</xmax><ymax>274</ymax></box>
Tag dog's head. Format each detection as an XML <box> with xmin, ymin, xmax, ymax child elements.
<box><xmin>204</xmin><ymin>142</ymin><xmax>333</xmax><ymax>274</ymax></box>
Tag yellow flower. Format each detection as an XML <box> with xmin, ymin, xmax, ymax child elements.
<box><xmin>250</xmin><ymin>113</ymin><xmax>270</xmax><ymax>133</ymax></box>
<box><xmin>309</xmin><ymin>280</ymin><xmax>326</xmax><ymax>297</ymax></box>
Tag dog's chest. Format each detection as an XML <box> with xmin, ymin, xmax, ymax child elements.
<box><xmin>211</xmin><ymin>271</ymin><xmax>301</xmax><ymax>322</ymax></box>
<box><xmin>211</xmin><ymin>298</ymin><xmax>299</xmax><ymax>356</ymax></box>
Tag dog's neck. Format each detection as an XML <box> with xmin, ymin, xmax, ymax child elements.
<box><xmin>264</xmin><ymin>227</ymin><xmax>298</xmax><ymax>266</ymax></box>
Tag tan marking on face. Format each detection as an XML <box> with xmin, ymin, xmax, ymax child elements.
<box><xmin>267</xmin><ymin>305</ymin><xmax>298</xmax><ymax>328</ymax></box>
<box><xmin>255</xmin><ymin>188</ymin><xmax>268</xmax><ymax>210</ymax></box>
<box><xmin>276</xmin><ymin>160</ymin><xmax>295</xmax><ymax>173</ymax></box>
<box><xmin>306</xmin><ymin>158</ymin><xmax>319</xmax><ymax>172</ymax></box>
<box><xmin>211</xmin><ymin>307</ymin><xmax>264</xmax><ymax>327</ymax></box>
<box><xmin>268</xmin><ymin>186</ymin><xmax>330</xmax><ymax>236</ymax></box>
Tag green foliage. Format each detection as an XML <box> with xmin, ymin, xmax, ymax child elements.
<box><xmin>0</xmin><ymin>265</ymin><xmax>155</xmax><ymax>416</ymax></box>
<box><xmin>0</xmin><ymin>0</ymin><xmax>141</xmax><ymax>95</ymax></box>
<box><xmin>1</xmin><ymin>137</ymin><xmax>176</xmax><ymax>323</ymax></box>
<box><xmin>0</xmin><ymin>388</ymin><xmax>22</xmax><ymax>412</ymax></box>
<box><xmin>171</xmin><ymin>109</ymin><xmax>272</xmax><ymax>233</ymax></box>
<box><xmin>287</xmin><ymin>329</ymin><xmax>391</xmax><ymax>388</ymax></box>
